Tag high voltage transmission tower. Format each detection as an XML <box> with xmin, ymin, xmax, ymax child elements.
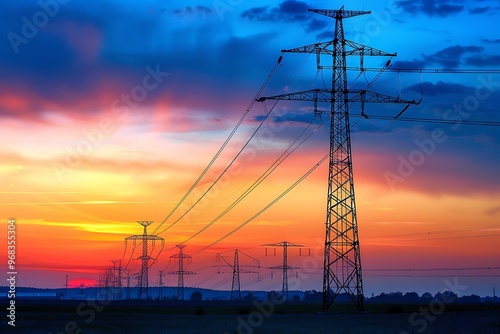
<box><xmin>216</xmin><ymin>249</ymin><xmax>260</xmax><ymax>300</ymax></box>
<box><xmin>125</xmin><ymin>221</ymin><xmax>164</xmax><ymax>300</ymax></box>
<box><xmin>109</xmin><ymin>259</ymin><xmax>123</xmax><ymax>300</ymax></box>
<box><xmin>103</xmin><ymin>261</ymin><xmax>121</xmax><ymax>300</ymax></box>
<box><xmin>263</xmin><ymin>241</ymin><xmax>303</xmax><ymax>300</ymax></box>
<box><xmin>168</xmin><ymin>245</ymin><xmax>195</xmax><ymax>300</ymax></box>
<box><xmin>258</xmin><ymin>6</ymin><xmax>419</xmax><ymax>311</ymax></box>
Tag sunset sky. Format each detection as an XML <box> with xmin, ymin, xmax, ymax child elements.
<box><xmin>1</xmin><ymin>0</ymin><xmax>500</xmax><ymax>297</ymax></box>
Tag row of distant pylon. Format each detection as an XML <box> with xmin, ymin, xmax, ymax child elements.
<box><xmin>95</xmin><ymin>221</ymin><xmax>309</xmax><ymax>301</ymax></box>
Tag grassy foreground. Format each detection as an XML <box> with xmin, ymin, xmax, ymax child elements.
<box><xmin>5</xmin><ymin>299</ymin><xmax>500</xmax><ymax>333</ymax></box>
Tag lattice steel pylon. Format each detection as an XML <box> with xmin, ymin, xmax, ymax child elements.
<box><xmin>257</xmin><ymin>6</ymin><xmax>419</xmax><ymax>311</ymax></box>
<box><xmin>216</xmin><ymin>249</ymin><xmax>260</xmax><ymax>300</ymax></box>
<box><xmin>169</xmin><ymin>245</ymin><xmax>195</xmax><ymax>300</ymax></box>
<box><xmin>109</xmin><ymin>259</ymin><xmax>122</xmax><ymax>300</ymax></box>
<box><xmin>262</xmin><ymin>241</ymin><xmax>302</xmax><ymax>300</ymax></box>
<box><xmin>125</xmin><ymin>221</ymin><xmax>164</xmax><ymax>300</ymax></box>
<box><xmin>231</xmin><ymin>250</ymin><xmax>241</xmax><ymax>300</ymax></box>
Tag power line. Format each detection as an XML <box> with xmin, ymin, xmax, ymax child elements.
<box><xmin>192</xmin><ymin>153</ymin><xmax>329</xmax><ymax>256</ymax></box>
<box><xmin>186</xmin><ymin>105</ymin><xmax>363</xmax><ymax>257</ymax></box>
<box><xmin>346</xmin><ymin>67</ymin><xmax>500</xmax><ymax>74</ymax></box>
<box><xmin>367</xmin><ymin>232</ymin><xmax>500</xmax><ymax>243</ymax></box>
<box><xmin>358</xmin><ymin>114</ymin><xmax>500</xmax><ymax>127</ymax></box>
<box><xmin>153</xmin><ymin>53</ymin><xmax>285</xmax><ymax>235</ymax></box>
<box><xmin>155</xmin><ymin>44</ymin><xmax>321</xmax><ymax>236</ymax></box>
<box><xmin>365</xmin><ymin>266</ymin><xmax>500</xmax><ymax>272</ymax></box>
<box><xmin>366</xmin><ymin>224</ymin><xmax>500</xmax><ymax>240</ymax></box>
<box><xmin>179</xmin><ymin>115</ymin><xmax>326</xmax><ymax>244</ymax></box>
<box><xmin>155</xmin><ymin>20</ymin><xmax>334</xmax><ymax>237</ymax></box>
<box><xmin>370</xmin><ymin>275</ymin><xmax>500</xmax><ymax>278</ymax></box>
<box><xmin>155</xmin><ymin>97</ymin><xmax>282</xmax><ymax>236</ymax></box>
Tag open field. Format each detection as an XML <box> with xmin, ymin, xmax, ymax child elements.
<box><xmin>4</xmin><ymin>299</ymin><xmax>500</xmax><ymax>333</ymax></box>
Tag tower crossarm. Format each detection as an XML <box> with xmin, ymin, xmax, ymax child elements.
<box><xmin>262</xmin><ymin>241</ymin><xmax>303</xmax><ymax>248</ymax></box>
<box><xmin>282</xmin><ymin>41</ymin><xmax>334</xmax><ymax>56</ymax></box>
<box><xmin>309</xmin><ymin>8</ymin><xmax>371</xmax><ymax>19</ymax></box>
<box><xmin>269</xmin><ymin>265</ymin><xmax>300</xmax><ymax>270</ymax></box>
<box><xmin>258</xmin><ymin>89</ymin><xmax>419</xmax><ymax>106</ymax></box>
<box><xmin>350</xmin><ymin>89</ymin><xmax>419</xmax><ymax>105</ymax></box>
<box><xmin>168</xmin><ymin>270</ymin><xmax>196</xmax><ymax>275</ymax></box>
<box><xmin>125</xmin><ymin>235</ymin><xmax>164</xmax><ymax>241</ymax></box>
<box><xmin>282</xmin><ymin>39</ymin><xmax>395</xmax><ymax>58</ymax></box>
<box><xmin>170</xmin><ymin>254</ymin><xmax>192</xmax><ymax>259</ymax></box>
<box><xmin>344</xmin><ymin>40</ymin><xmax>396</xmax><ymax>57</ymax></box>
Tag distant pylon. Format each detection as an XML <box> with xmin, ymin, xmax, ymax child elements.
<box><xmin>110</xmin><ymin>259</ymin><xmax>123</xmax><ymax>300</ymax></box>
<box><xmin>231</xmin><ymin>250</ymin><xmax>241</xmax><ymax>300</ymax></box>
<box><xmin>262</xmin><ymin>241</ymin><xmax>302</xmax><ymax>300</ymax></box>
<box><xmin>105</xmin><ymin>266</ymin><xmax>114</xmax><ymax>300</ymax></box>
<box><xmin>216</xmin><ymin>249</ymin><xmax>260</xmax><ymax>300</ymax></box>
<box><xmin>125</xmin><ymin>221</ymin><xmax>165</xmax><ymax>299</ymax></box>
<box><xmin>168</xmin><ymin>245</ymin><xmax>195</xmax><ymax>300</ymax></box>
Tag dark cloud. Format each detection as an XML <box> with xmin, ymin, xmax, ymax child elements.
<box><xmin>241</xmin><ymin>0</ymin><xmax>327</xmax><ymax>32</ymax></box>
<box><xmin>242</xmin><ymin>0</ymin><xmax>308</xmax><ymax>21</ymax></box>
<box><xmin>426</xmin><ymin>45</ymin><xmax>483</xmax><ymax>68</ymax></box>
<box><xmin>173</xmin><ymin>6</ymin><xmax>213</xmax><ymax>15</ymax></box>
<box><xmin>404</xmin><ymin>81</ymin><xmax>472</xmax><ymax>96</ymax></box>
<box><xmin>0</xmin><ymin>1</ymin><xmax>178</xmax><ymax>118</ymax></box>
<box><xmin>306</xmin><ymin>18</ymin><xmax>328</xmax><ymax>32</ymax></box>
<box><xmin>274</xmin><ymin>111</ymin><xmax>315</xmax><ymax>124</ymax></box>
<box><xmin>469</xmin><ymin>6</ymin><xmax>490</xmax><ymax>14</ymax></box>
<box><xmin>465</xmin><ymin>55</ymin><xmax>500</xmax><ymax>67</ymax></box>
<box><xmin>0</xmin><ymin>2</ymin><xmax>280</xmax><ymax>123</ymax></box>
<box><xmin>241</xmin><ymin>6</ymin><xmax>269</xmax><ymax>20</ymax></box>
<box><xmin>482</xmin><ymin>38</ymin><xmax>500</xmax><ymax>44</ymax></box>
<box><xmin>392</xmin><ymin>60</ymin><xmax>427</xmax><ymax>69</ymax></box>
<box><xmin>316</xmin><ymin>30</ymin><xmax>334</xmax><ymax>40</ymax></box>
<box><xmin>393</xmin><ymin>45</ymin><xmax>483</xmax><ymax>69</ymax></box>
<box><xmin>396</xmin><ymin>0</ymin><xmax>465</xmax><ymax>17</ymax></box>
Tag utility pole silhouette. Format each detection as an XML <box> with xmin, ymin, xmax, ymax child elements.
<box><xmin>105</xmin><ymin>265</ymin><xmax>115</xmax><ymax>300</ymax></box>
<box><xmin>216</xmin><ymin>249</ymin><xmax>260</xmax><ymax>300</ymax></box>
<box><xmin>168</xmin><ymin>245</ymin><xmax>195</xmax><ymax>300</ymax></box>
<box><xmin>258</xmin><ymin>6</ymin><xmax>419</xmax><ymax>311</ymax></box>
<box><xmin>125</xmin><ymin>221</ymin><xmax>164</xmax><ymax>300</ymax></box>
<box><xmin>262</xmin><ymin>241</ymin><xmax>302</xmax><ymax>300</ymax></box>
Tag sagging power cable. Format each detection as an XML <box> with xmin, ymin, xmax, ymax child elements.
<box><xmin>180</xmin><ymin>114</ymin><xmax>328</xmax><ymax>244</ymax></box>
<box><xmin>192</xmin><ymin>153</ymin><xmax>330</xmax><ymax>255</ymax></box>
<box><xmin>153</xmin><ymin>53</ymin><xmax>285</xmax><ymax>234</ymax></box>
<box><xmin>155</xmin><ymin>98</ymin><xmax>282</xmax><ymax>236</ymax></box>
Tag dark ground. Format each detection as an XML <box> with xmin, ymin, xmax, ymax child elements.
<box><xmin>3</xmin><ymin>299</ymin><xmax>500</xmax><ymax>333</ymax></box>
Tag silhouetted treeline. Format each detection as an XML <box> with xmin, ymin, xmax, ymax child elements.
<box><xmin>301</xmin><ymin>290</ymin><xmax>489</xmax><ymax>304</ymax></box>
